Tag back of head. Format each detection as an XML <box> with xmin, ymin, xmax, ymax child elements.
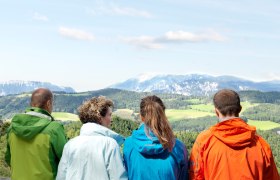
<box><xmin>78</xmin><ymin>96</ymin><xmax>113</xmax><ymax>124</ymax></box>
<box><xmin>140</xmin><ymin>95</ymin><xmax>175</xmax><ymax>152</ymax></box>
<box><xmin>30</xmin><ymin>88</ymin><xmax>53</xmax><ymax>113</ymax></box>
<box><xmin>213</xmin><ymin>89</ymin><xmax>241</xmax><ymax>117</ymax></box>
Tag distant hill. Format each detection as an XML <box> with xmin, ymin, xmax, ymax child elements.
<box><xmin>0</xmin><ymin>88</ymin><xmax>194</xmax><ymax>119</ymax></box>
<box><xmin>1</xmin><ymin>88</ymin><xmax>280</xmax><ymax>120</ymax></box>
<box><xmin>110</xmin><ymin>74</ymin><xmax>280</xmax><ymax>96</ymax></box>
<box><xmin>0</xmin><ymin>80</ymin><xmax>75</xmax><ymax>96</ymax></box>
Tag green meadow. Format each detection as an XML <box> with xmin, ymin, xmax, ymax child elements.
<box><xmin>52</xmin><ymin>112</ymin><xmax>79</xmax><ymax>121</ymax></box>
<box><xmin>50</xmin><ymin>101</ymin><xmax>280</xmax><ymax>131</ymax></box>
<box><xmin>166</xmin><ymin>109</ymin><xmax>214</xmax><ymax>121</ymax></box>
<box><xmin>247</xmin><ymin>120</ymin><xmax>280</xmax><ymax>130</ymax></box>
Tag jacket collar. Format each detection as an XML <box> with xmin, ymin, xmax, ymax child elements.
<box><xmin>80</xmin><ymin>122</ymin><xmax>125</xmax><ymax>146</ymax></box>
<box><xmin>25</xmin><ymin>107</ymin><xmax>54</xmax><ymax>121</ymax></box>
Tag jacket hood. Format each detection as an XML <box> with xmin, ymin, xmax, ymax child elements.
<box><xmin>211</xmin><ymin>118</ymin><xmax>256</xmax><ymax>148</ymax></box>
<box><xmin>11</xmin><ymin>107</ymin><xmax>53</xmax><ymax>140</ymax></box>
<box><xmin>80</xmin><ymin>122</ymin><xmax>125</xmax><ymax>146</ymax></box>
<box><xmin>131</xmin><ymin>123</ymin><xmax>166</xmax><ymax>155</ymax></box>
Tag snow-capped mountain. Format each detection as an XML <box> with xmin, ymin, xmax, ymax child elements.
<box><xmin>110</xmin><ymin>74</ymin><xmax>280</xmax><ymax>96</ymax></box>
<box><xmin>0</xmin><ymin>80</ymin><xmax>75</xmax><ymax>96</ymax></box>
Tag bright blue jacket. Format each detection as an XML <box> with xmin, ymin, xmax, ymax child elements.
<box><xmin>123</xmin><ymin>124</ymin><xmax>188</xmax><ymax>180</ymax></box>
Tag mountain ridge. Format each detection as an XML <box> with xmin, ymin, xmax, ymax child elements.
<box><xmin>0</xmin><ymin>80</ymin><xmax>75</xmax><ymax>96</ymax></box>
<box><xmin>110</xmin><ymin>74</ymin><xmax>280</xmax><ymax>96</ymax></box>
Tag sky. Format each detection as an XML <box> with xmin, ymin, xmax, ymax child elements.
<box><xmin>0</xmin><ymin>0</ymin><xmax>280</xmax><ymax>92</ymax></box>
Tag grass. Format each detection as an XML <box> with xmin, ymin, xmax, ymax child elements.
<box><xmin>113</xmin><ymin>109</ymin><xmax>137</xmax><ymax>121</ymax></box>
<box><xmin>240</xmin><ymin>101</ymin><xmax>258</xmax><ymax>113</ymax></box>
<box><xmin>51</xmin><ymin>112</ymin><xmax>79</xmax><ymax>121</ymax></box>
<box><xmin>189</xmin><ymin>103</ymin><xmax>214</xmax><ymax>112</ymax></box>
<box><xmin>185</xmin><ymin>98</ymin><xmax>202</xmax><ymax>104</ymax></box>
<box><xmin>166</xmin><ymin>109</ymin><xmax>214</xmax><ymax>122</ymax></box>
<box><xmin>247</xmin><ymin>120</ymin><xmax>280</xmax><ymax>130</ymax></box>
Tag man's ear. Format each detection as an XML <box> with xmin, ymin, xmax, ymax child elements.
<box><xmin>46</xmin><ymin>99</ymin><xmax>52</xmax><ymax>113</ymax></box>
<box><xmin>215</xmin><ymin>108</ymin><xmax>220</xmax><ymax>118</ymax></box>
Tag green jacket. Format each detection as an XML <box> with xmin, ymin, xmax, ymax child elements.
<box><xmin>5</xmin><ymin>107</ymin><xmax>67</xmax><ymax>180</ymax></box>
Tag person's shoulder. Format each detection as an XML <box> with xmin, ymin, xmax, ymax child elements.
<box><xmin>43</xmin><ymin>121</ymin><xmax>64</xmax><ymax>135</ymax></box>
<box><xmin>123</xmin><ymin>136</ymin><xmax>134</xmax><ymax>153</ymax></box>
<box><xmin>174</xmin><ymin>139</ymin><xmax>186</xmax><ymax>149</ymax></box>
<box><xmin>196</xmin><ymin>129</ymin><xmax>212</xmax><ymax>142</ymax></box>
<box><xmin>255</xmin><ymin>134</ymin><xmax>273</xmax><ymax>152</ymax></box>
<box><xmin>48</xmin><ymin>121</ymin><xmax>64</xmax><ymax>128</ymax></box>
<box><xmin>173</xmin><ymin>139</ymin><xmax>187</xmax><ymax>155</ymax></box>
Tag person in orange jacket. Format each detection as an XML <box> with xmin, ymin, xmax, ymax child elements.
<box><xmin>189</xmin><ymin>89</ymin><xmax>279</xmax><ymax>180</ymax></box>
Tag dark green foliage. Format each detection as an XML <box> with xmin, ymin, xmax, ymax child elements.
<box><xmin>63</xmin><ymin>121</ymin><xmax>82</xmax><ymax>139</ymax></box>
<box><xmin>111</xmin><ymin>116</ymin><xmax>140</xmax><ymax>137</ymax></box>
<box><xmin>242</xmin><ymin>104</ymin><xmax>280</xmax><ymax>123</ymax></box>
<box><xmin>175</xmin><ymin>131</ymin><xmax>199</xmax><ymax>152</ymax></box>
<box><xmin>239</xmin><ymin>91</ymin><xmax>280</xmax><ymax>104</ymax></box>
<box><xmin>0</xmin><ymin>122</ymin><xmax>11</xmax><ymax>177</ymax></box>
<box><xmin>0</xmin><ymin>88</ymin><xmax>208</xmax><ymax>119</ymax></box>
<box><xmin>0</xmin><ymin>122</ymin><xmax>10</xmax><ymax>136</ymax></box>
<box><xmin>171</xmin><ymin>116</ymin><xmax>218</xmax><ymax>132</ymax></box>
<box><xmin>258</xmin><ymin>130</ymin><xmax>280</xmax><ymax>172</ymax></box>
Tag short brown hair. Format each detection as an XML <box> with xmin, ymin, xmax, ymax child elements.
<box><xmin>78</xmin><ymin>96</ymin><xmax>113</xmax><ymax>124</ymax></box>
<box><xmin>30</xmin><ymin>88</ymin><xmax>53</xmax><ymax>109</ymax></box>
<box><xmin>213</xmin><ymin>89</ymin><xmax>242</xmax><ymax>117</ymax></box>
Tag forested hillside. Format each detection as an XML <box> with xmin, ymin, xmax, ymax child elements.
<box><xmin>0</xmin><ymin>89</ymin><xmax>280</xmax><ymax>177</ymax></box>
<box><xmin>2</xmin><ymin>88</ymin><xmax>280</xmax><ymax>120</ymax></box>
<box><xmin>0</xmin><ymin>88</ymin><xmax>206</xmax><ymax>119</ymax></box>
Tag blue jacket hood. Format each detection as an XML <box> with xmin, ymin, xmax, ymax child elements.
<box><xmin>131</xmin><ymin>123</ymin><xmax>167</xmax><ymax>155</ymax></box>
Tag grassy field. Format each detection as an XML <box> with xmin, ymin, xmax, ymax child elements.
<box><xmin>189</xmin><ymin>103</ymin><xmax>214</xmax><ymax>112</ymax></box>
<box><xmin>188</xmin><ymin>101</ymin><xmax>258</xmax><ymax>114</ymax></box>
<box><xmin>52</xmin><ymin>112</ymin><xmax>79</xmax><ymax>121</ymax></box>
<box><xmin>240</xmin><ymin>102</ymin><xmax>258</xmax><ymax>112</ymax></box>
<box><xmin>247</xmin><ymin>120</ymin><xmax>280</xmax><ymax>130</ymax></box>
<box><xmin>166</xmin><ymin>109</ymin><xmax>214</xmax><ymax>121</ymax></box>
<box><xmin>113</xmin><ymin>109</ymin><xmax>138</xmax><ymax>121</ymax></box>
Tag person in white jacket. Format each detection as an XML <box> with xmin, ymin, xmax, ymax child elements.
<box><xmin>56</xmin><ymin>96</ymin><xmax>127</xmax><ymax>180</ymax></box>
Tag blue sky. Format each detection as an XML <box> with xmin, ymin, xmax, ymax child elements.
<box><xmin>0</xmin><ymin>0</ymin><xmax>279</xmax><ymax>91</ymax></box>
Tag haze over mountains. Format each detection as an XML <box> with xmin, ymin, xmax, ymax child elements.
<box><xmin>1</xmin><ymin>74</ymin><xmax>280</xmax><ymax>96</ymax></box>
<box><xmin>110</xmin><ymin>74</ymin><xmax>280</xmax><ymax>96</ymax></box>
<box><xmin>0</xmin><ymin>80</ymin><xmax>75</xmax><ymax>96</ymax></box>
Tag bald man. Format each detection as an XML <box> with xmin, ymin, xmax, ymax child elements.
<box><xmin>5</xmin><ymin>88</ymin><xmax>67</xmax><ymax>180</ymax></box>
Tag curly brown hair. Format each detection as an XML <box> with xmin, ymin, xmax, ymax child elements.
<box><xmin>78</xmin><ymin>96</ymin><xmax>114</xmax><ymax>124</ymax></box>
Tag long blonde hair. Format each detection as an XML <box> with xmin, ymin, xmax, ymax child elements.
<box><xmin>140</xmin><ymin>95</ymin><xmax>175</xmax><ymax>152</ymax></box>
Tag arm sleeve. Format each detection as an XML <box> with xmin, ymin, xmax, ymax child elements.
<box><xmin>52</xmin><ymin>123</ymin><xmax>68</xmax><ymax>159</ymax></box>
<box><xmin>56</xmin><ymin>144</ymin><xmax>69</xmax><ymax>180</ymax></box>
<box><xmin>107</xmin><ymin>141</ymin><xmax>128</xmax><ymax>180</ymax></box>
<box><xmin>178</xmin><ymin>145</ymin><xmax>189</xmax><ymax>180</ymax></box>
<box><xmin>189</xmin><ymin>138</ymin><xmax>204</xmax><ymax>180</ymax></box>
<box><xmin>5</xmin><ymin>134</ymin><xmax>11</xmax><ymax>166</ymax></box>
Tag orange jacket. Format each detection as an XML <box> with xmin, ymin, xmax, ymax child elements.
<box><xmin>189</xmin><ymin>118</ymin><xmax>279</xmax><ymax>180</ymax></box>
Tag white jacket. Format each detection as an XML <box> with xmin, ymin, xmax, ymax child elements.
<box><xmin>56</xmin><ymin>123</ymin><xmax>128</xmax><ymax>180</ymax></box>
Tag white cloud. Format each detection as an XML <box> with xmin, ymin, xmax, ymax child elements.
<box><xmin>58</xmin><ymin>27</ymin><xmax>95</xmax><ymax>41</ymax></box>
<box><xmin>33</xmin><ymin>12</ymin><xmax>49</xmax><ymax>21</ymax></box>
<box><xmin>111</xmin><ymin>7</ymin><xmax>152</xmax><ymax>18</ymax></box>
<box><xmin>87</xmin><ymin>5</ymin><xmax>152</xmax><ymax>18</ymax></box>
<box><xmin>122</xmin><ymin>36</ymin><xmax>162</xmax><ymax>49</ymax></box>
<box><xmin>122</xmin><ymin>30</ymin><xmax>226</xmax><ymax>49</ymax></box>
<box><xmin>163</xmin><ymin>30</ymin><xmax>226</xmax><ymax>42</ymax></box>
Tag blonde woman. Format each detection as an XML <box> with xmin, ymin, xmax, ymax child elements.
<box><xmin>123</xmin><ymin>95</ymin><xmax>188</xmax><ymax>180</ymax></box>
<box><xmin>57</xmin><ymin>96</ymin><xmax>127</xmax><ymax>180</ymax></box>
